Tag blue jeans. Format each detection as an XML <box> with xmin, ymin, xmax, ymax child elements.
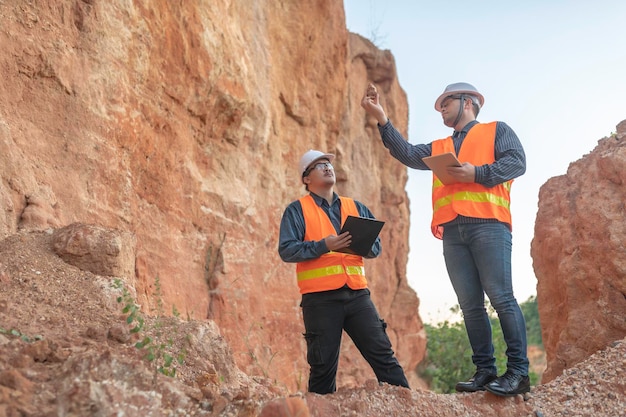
<box><xmin>443</xmin><ymin>222</ymin><xmax>529</xmax><ymax>376</ymax></box>
<box><xmin>301</xmin><ymin>286</ymin><xmax>409</xmax><ymax>394</ymax></box>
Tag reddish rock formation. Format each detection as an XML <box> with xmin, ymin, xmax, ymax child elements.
<box><xmin>51</xmin><ymin>223</ymin><xmax>136</xmax><ymax>279</ymax></box>
<box><xmin>531</xmin><ymin>120</ymin><xmax>626</xmax><ymax>382</ymax></box>
<box><xmin>0</xmin><ymin>0</ymin><xmax>424</xmax><ymax>391</ymax></box>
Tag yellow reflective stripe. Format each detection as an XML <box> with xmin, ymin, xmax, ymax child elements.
<box><xmin>453</xmin><ymin>191</ymin><xmax>511</xmax><ymax>209</ymax></box>
<box><xmin>433</xmin><ymin>178</ymin><xmax>445</xmax><ymax>187</ymax></box>
<box><xmin>297</xmin><ymin>265</ymin><xmax>365</xmax><ymax>282</ymax></box>
<box><xmin>434</xmin><ymin>191</ymin><xmax>510</xmax><ymax>211</ymax></box>
<box><xmin>346</xmin><ymin>266</ymin><xmax>365</xmax><ymax>275</ymax></box>
<box><xmin>433</xmin><ymin>194</ymin><xmax>453</xmax><ymax>211</ymax></box>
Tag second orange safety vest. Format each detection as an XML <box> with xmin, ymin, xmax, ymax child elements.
<box><xmin>295</xmin><ymin>195</ymin><xmax>367</xmax><ymax>294</ymax></box>
<box><xmin>430</xmin><ymin>122</ymin><xmax>513</xmax><ymax>239</ymax></box>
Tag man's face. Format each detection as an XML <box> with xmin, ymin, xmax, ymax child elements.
<box><xmin>303</xmin><ymin>159</ymin><xmax>335</xmax><ymax>187</ymax></box>
<box><xmin>440</xmin><ymin>96</ymin><xmax>462</xmax><ymax>127</ymax></box>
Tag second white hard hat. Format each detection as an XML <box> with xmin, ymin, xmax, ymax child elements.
<box><xmin>434</xmin><ymin>82</ymin><xmax>485</xmax><ymax>111</ymax></box>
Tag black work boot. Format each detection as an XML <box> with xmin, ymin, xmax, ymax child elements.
<box><xmin>484</xmin><ymin>370</ymin><xmax>530</xmax><ymax>396</ymax></box>
<box><xmin>455</xmin><ymin>369</ymin><xmax>497</xmax><ymax>393</ymax></box>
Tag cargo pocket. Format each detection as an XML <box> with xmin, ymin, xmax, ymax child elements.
<box><xmin>380</xmin><ymin>318</ymin><xmax>388</xmax><ymax>332</ymax></box>
<box><xmin>303</xmin><ymin>332</ymin><xmax>323</xmax><ymax>366</ymax></box>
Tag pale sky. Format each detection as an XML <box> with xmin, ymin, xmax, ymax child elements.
<box><xmin>344</xmin><ymin>0</ymin><xmax>626</xmax><ymax>324</ymax></box>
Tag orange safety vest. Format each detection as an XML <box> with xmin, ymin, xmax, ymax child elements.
<box><xmin>430</xmin><ymin>122</ymin><xmax>513</xmax><ymax>239</ymax></box>
<box><xmin>296</xmin><ymin>195</ymin><xmax>367</xmax><ymax>294</ymax></box>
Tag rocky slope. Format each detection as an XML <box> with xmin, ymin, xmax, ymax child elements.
<box><xmin>1</xmin><ymin>229</ymin><xmax>624</xmax><ymax>416</ymax></box>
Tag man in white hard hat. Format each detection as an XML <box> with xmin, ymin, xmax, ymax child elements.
<box><xmin>361</xmin><ymin>83</ymin><xmax>530</xmax><ymax>397</ymax></box>
<box><xmin>278</xmin><ymin>149</ymin><xmax>409</xmax><ymax>394</ymax></box>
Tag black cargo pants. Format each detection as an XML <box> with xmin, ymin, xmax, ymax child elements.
<box><xmin>301</xmin><ymin>285</ymin><xmax>409</xmax><ymax>394</ymax></box>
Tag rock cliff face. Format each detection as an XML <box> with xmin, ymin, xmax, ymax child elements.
<box><xmin>0</xmin><ymin>0</ymin><xmax>424</xmax><ymax>390</ymax></box>
<box><xmin>531</xmin><ymin>120</ymin><xmax>626</xmax><ymax>382</ymax></box>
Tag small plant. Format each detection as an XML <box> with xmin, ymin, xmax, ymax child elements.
<box><xmin>112</xmin><ymin>277</ymin><xmax>186</xmax><ymax>381</ymax></box>
<box><xmin>0</xmin><ymin>327</ymin><xmax>43</xmax><ymax>343</ymax></box>
<box><xmin>113</xmin><ymin>279</ymin><xmax>145</xmax><ymax>334</ymax></box>
<box><xmin>244</xmin><ymin>321</ymin><xmax>278</xmax><ymax>379</ymax></box>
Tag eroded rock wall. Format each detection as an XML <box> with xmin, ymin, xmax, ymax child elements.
<box><xmin>0</xmin><ymin>1</ymin><xmax>424</xmax><ymax>391</ymax></box>
<box><xmin>531</xmin><ymin>120</ymin><xmax>626</xmax><ymax>382</ymax></box>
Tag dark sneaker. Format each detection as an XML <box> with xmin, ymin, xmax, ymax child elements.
<box><xmin>484</xmin><ymin>370</ymin><xmax>530</xmax><ymax>397</ymax></box>
<box><xmin>455</xmin><ymin>369</ymin><xmax>497</xmax><ymax>393</ymax></box>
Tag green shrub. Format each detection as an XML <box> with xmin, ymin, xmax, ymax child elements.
<box><xmin>112</xmin><ymin>277</ymin><xmax>186</xmax><ymax>381</ymax></box>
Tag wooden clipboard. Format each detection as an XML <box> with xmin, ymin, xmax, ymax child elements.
<box><xmin>422</xmin><ymin>152</ymin><xmax>462</xmax><ymax>185</ymax></box>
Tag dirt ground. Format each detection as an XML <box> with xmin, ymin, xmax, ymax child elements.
<box><xmin>0</xmin><ymin>230</ymin><xmax>624</xmax><ymax>417</ymax></box>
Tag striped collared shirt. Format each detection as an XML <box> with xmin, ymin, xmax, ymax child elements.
<box><xmin>377</xmin><ymin>119</ymin><xmax>526</xmax><ymax>226</ymax></box>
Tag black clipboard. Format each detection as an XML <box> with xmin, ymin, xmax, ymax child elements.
<box><xmin>422</xmin><ymin>152</ymin><xmax>462</xmax><ymax>185</ymax></box>
<box><xmin>335</xmin><ymin>215</ymin><xmax>385</xmax><ymax>257</ymax></box>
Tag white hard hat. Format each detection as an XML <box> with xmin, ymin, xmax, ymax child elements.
<box><xmin>434</xmin><ymin>82</ymin><xmax>485</xmax><ymax>111</ymax></box>
<box><xmin>299</xmin><ymin>149</ymin><xmax>335</xmax><ymax>180</ymax></box>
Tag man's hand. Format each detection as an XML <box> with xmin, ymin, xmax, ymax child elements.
<box><xmin>446</xmin><ymin>162</ymin><xmax>476</xmax><ymax>183</ymax></box>
<box><xmin>325</xmin><ymin>232</ymin><xmax>352</xmax><ymax>251</ymax></box>
<box><xmin>361</xmin><ymin>83</ymin><xmax>388</xmax><ymax>125</ymax></box>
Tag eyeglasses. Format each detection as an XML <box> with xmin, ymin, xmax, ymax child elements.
<box><xmin>303</xmin><ymin>162</ymin><xmax>333</xmax><ymax>177</ymax></box>
<box><xmin>442</xmin><ymin>95</ymin><xmax>463</xmax><ymax>105</ymax></box>
<box><xmin>443</xmin><ymin>94</ymin><xmax>478</xmax><ymax>106</ymax></box>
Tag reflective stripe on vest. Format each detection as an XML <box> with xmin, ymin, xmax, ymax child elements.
<box><xmin>433</xmin><ymin>188</ymin><xmax>512</xmax><ymax>211</ymax></box>
<box><xmin>297</xmin><ymin>265</ymin><xmax>366</xmax><ymax>282</ymax></box>
<box><xmin>430</xmin><ymin>122</ymin><xmax>513</xmax><ymax>239</ymax></box>
<box><xmin>296</xmin><ymin>195</ymin><xmax>367</xmax><ymax>294</ymax></box>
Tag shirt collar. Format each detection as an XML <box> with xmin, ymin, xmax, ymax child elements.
<box><xmin>453</xmin><ymin>120</ymin><xmax>479</xmax><ymax>137</ymax></box>
<box><xmin>309</xmin><ymin>191</ymin><xmax>338</xmax><ymax>207</ymax></box>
